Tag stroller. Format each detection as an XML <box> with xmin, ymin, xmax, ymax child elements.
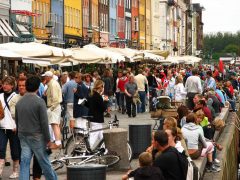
<box><xmin>151</xmin><ymin>96</ymin><xmax>179</xmax><ymax>130</ymax></box>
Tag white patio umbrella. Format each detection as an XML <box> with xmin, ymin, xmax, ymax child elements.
<box><xmin>68</xmin><ymin>48</ymin><xmax>109</xmax><ymax>64</ymax></box>
<box><xmin>143</xmin><ymin>52</ymin><xmax>165</xmax><ymax>62</ymax></box>
<box><xmin>83</xmin><ymin>44</ymin><xmax>125</xmax><ymax>63</ymax></box>
<box><xmin>103</xmin><ymin>47</ymin><xmax>143</xmax><ymax>62</ymax></box>
<box><xmin>0</xmin><ymin>42</ymin><xmax>72</xmax><ymax>58</ymax></box>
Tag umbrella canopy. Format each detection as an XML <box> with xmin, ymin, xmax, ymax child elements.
<box><xmin>143</xmin><ymin>52</ymin><xmax>165</xmax><ymax>62</ymax></box>
<box><xmin>166</xmin><ymin>55</ymin><xmax>202</xmax><ymax>64</ymax></box>
<box><xmin>144</xmin><ymin>50</ymin><xmax>170</xmax><ymax>58</ymax></box>
<box><xmin>0</xmin><ymin>42</ymin><xmax>71</xmax><ymax>57</ymax></box>
<box><xmin>83</xmin><ymin>44</ymin><xmax>125</xmax><ymax>63</ymax></box>
<box><xmin>69</xmin><ymin>48</ymin><xmax>109</xmax><ymax>64</ymax></box>
<box><xmin>103</xmin><ymin>47</ymin><xmax>143</xmax><ymax>62</ymax></box>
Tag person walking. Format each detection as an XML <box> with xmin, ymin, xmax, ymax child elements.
<box><xmin>42</xmin><ymin>71</ymin><xmax>62</xmax><ymax>149</ymax></box>
<box><xmin>15</xmin><ymin>76</ymin><xmax>57</xmax><ymax>180</ymax></box>
<box><xmin>0</xmin><ymin>76</ymin><xmax>20</xmax><ymax>179</ymax></box>
<box><xmin>62</xmin><ymin>71</ymin><xmax>77</xmax><ymax>125</ymax></box>
<box><xmin>185</xmin><ymin>69</ymin><xmax>202</xmax><ymax>110</ymax></box>
<box><xmin>135</xmin><ymin>69</ymin><xmax>148</xmax><ymax>113</ymax></box>
<box><xmin>124</xmin><ymin>75</ymin><xmax>138</xmax><ymax>118</ymax></box>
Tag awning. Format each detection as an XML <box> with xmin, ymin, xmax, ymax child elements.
<box><xmin>16</xmin><ymin>24</ymin><xmax>31</xmax><ymax>35</ymax></box>
<box><xmin>0</xmin><ymin>18</ymin><xmax>18</xmax><ymax>37</ymax></box>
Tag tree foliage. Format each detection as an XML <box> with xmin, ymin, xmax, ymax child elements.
<box><xmin>203</xmin><ymin>31</ymin><xmax>240</xmax><ymax>60</ymax></box>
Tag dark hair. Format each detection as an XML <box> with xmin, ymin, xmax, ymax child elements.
<box><xmin>26</xmin><ymin>76</ymin><xmax>40</xmax><ymax>92</ymax></box>
<box><xmin>177</xmin><ymin>105</ymin><xmax>189</xmax><ymax>120</ymax></box>
<box><xmin>206</xmin><ymin>71</ymin><xmax>212</xmax><ymax>76</ymax></box>
<box><xmin>186</xmin><ymin>113</ymin><xmax>197</xmax><ymax>123</ymax></box>
<box><xmin>154</xmin><ymin>130</ymin><xmax>168</xmax><ymax>147</ymax></box>
<box><xmin>69</xmin><ymin>71</ymin><xmax>75</xmax><ymax>79</ymax></box>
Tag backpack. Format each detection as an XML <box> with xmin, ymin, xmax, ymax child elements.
<box><xmin>172</xmin><ymin>149</ymin><xmax>200</xmax><ymax>180</ymax></box>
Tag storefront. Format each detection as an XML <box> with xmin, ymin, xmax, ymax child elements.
<box><xmin>0</xmin><ymin>0</ymin><xmax>18</xmax><ymax>44</ymax></box>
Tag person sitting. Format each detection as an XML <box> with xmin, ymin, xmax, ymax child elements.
<box><xmin>152</xmin><ymin>130</ymin><xmax>187</xmax><ymax>180</ymax></box>
<box><xmin>122</xmin><ymin>152</ymin><xmax>165</xmax><ymax>180</ymax></box>
<box><xmin>181</xmin><ymin>113</ymin><xmax>220</xmax><ymax>173</ymax></box>
<box><xmin>177</xmin><ymin>105</ymin><xmax>189</xmax><ymax>128</ymax></box>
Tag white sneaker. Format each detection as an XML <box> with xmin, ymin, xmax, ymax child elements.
<box><xmin>9</xmin><ymin>172</ymin><xmax>19</xmax><ymax>179</ymax></box>
<box><xmin>214</xmin><ymin>159</ymin><xmax>220</xmax><ymax>164</ymax></box>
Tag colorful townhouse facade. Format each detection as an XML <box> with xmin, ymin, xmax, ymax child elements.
<box><xmin>64</xmin><ymin>0</ymin><xmax>82</xmax><ymax>47</ymax></box>
<box><xmin>32</xmin><ymin>0</ymin><xmax>51</xmax><ymax>41</ymax></box>
<box><xmin>139</xmin><ymin>0</ymin><xmax>146</xmax><ymax>49</ymax></box>
<box><xmin>109</xmin><ymin>0</ymin><xmax>117</xmax><ymax>47</ymax></box>
<box><xmin>117</xmin><ymin>0</ymin><xmax>125</xmax><ymax>48</ymax></box>
<box><xmin>50</xmin><ymin>0</ymin><xmax>64</xmax><ymax>46</ymax></box>
<box><xmin>99</xmin><ymin>0</ymin><xmax>109</xmax><ymax>47</ymax></box>
<box><xmin>1</xmin><ymin>0</ymin><xmax>205</xmax><ymax>56</ymax></box>
<box><xmin>125</xmin><ymin>0</ymin><xmax>131</xmax><ymax>47</ymax></box>
<box><xmin>131</xmin><ymin>0</ymin><xmax>139</xmax><ymax>49</ymax></box>
<box><xmin>0</xmin><ymin>0</ymin><xmax>17</xmax><ymax>44</ymax></box>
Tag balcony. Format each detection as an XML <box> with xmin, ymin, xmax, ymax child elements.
<box><xmin>168</xmin><ymin>0</ymin><xmax>175</xmax><ymax>6</ymax></box>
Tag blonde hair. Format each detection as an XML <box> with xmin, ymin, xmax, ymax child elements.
<box><xmin>139</xmin><ymin>152</ymin><xmax>152</xmax><ymax>167</ymax></box>
<box><xmin>163</xmin><ymin>117</ymin><xmax>183</xmax><ymax>140</ymax></box>
<box><xmin>195</xmin><ymin>109</ymin><xmax>205</xmax><ymax>120</ymax></box>
<box><xmin>175</xmin><ymin>75</ymin><xmax>183</xmax><ymax>85</ymax></box>
<box><xmin>91</xmin><ymin>80</ymin><xmax>104</xmax><ymax>95</ymax></box>
<box><xmin>164</xmin><ymin>117</ymin><xmax>177</xmax><ymax>129</ymax></box>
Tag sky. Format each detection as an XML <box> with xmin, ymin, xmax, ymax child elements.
<box><xmin>192</xmin><ymin>0</ymin><xmax>240</xmax><ymax>34</ymax></box>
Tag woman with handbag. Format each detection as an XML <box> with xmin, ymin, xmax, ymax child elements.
<box><xmin>0</xmin><ymin>76</ymin><xmax>20</xmax><ymax>179</ymax></box>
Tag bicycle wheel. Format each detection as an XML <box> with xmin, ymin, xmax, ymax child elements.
<box><xmin>99</xmin><ymin>155</ymin><xmax>120</xmax><ymax>167</ymax></box>
<box><xmin>98</xmin><ymin>140</ymin><xmax>133</xmax><ymax>161</ymax></box>
<box><xmin>51</xmin><ymin>160</ymin><xmax>64</xmax><ymax>171</ymax></box>
<box><xmin>65</xmin><ymin>133</ymin><xmax>87</xmax><ymax>156</ymax></box>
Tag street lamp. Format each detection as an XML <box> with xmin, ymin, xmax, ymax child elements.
<box><xmin>87</xmin><ymin>26</ymin><xmax>93</xmax><ymax>44</ymax></box>
<box><xmin>115</xmin><ymin>34</ymin><xmax>119</xmax><ymax>48</ymax></box>
<box><xmin>45</xmin><ymin>20</ymin><xmax>54</xmax><ymax>44</ymax></box>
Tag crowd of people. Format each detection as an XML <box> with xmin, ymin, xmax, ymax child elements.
<box><xmin>0</xmin><ymin>62</ymin><xmax>238</xmax><ymax>180</ymax></box>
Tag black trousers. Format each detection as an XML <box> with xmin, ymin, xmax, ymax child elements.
<box><xmin>125</xmin><ymin>96</ymin><xmax>136</xmax><ymax>117</ymax></box>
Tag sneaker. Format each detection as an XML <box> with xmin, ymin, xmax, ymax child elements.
<box><xmin>214</xmin><ymin>158</ymin><xmax>220</xmax><ymax>164</ymax></box>
<box><xmin>9</xmin><ymin>172</ymin><xmax>19</xmax><ymax>179</ymax></box>
<box><xmin>206</xmin><ymin>165</ymin><xmax>221</xmax><ymax>173</ymax></box>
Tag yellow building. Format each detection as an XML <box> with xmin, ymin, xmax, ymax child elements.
<box><xmin>32</xmin><ymin>0</ymin><xmax>51</xmax><ymax>41</ymax></box>
<box><xmin>139</xmin><ymin>0</ymin><xmax>146</xmax><ymax>49</ymax></box>
<box><xmin>64</xmin><ymin>0</ymin><xmax>82</xmax><ymax>47</ymax></box>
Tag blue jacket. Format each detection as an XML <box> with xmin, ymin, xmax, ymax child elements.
<box><xmin>62</xmin><ymin>80</ymin><xmax>77</xmax><ymax>103</ymax></box>
<box><xmin>73</xmin><ymin>82</ymin><xmax>89</xmax><ymax>118</ymax></box>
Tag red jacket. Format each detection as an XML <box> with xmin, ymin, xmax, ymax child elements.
<box><xmin>118</xmin><ymin>77</ymin><xmax>128</xmax><ymax>92</ymax></box>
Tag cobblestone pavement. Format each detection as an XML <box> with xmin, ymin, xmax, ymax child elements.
<box><xmin>2</xmin><ymin>110</ymin><xmax>156</xmax><ymax>180</ymax></box>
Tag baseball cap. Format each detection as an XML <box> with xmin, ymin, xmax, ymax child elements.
<box><xmin>41</xmin><ymin>71</ymin><xmax>53</xmax><ymax>77</ymax></box>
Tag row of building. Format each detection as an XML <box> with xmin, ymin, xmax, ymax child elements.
<box><xmin>0</xmin><ymin>0</ymin><xmax>204</xmax><ymax>56</ymax></box>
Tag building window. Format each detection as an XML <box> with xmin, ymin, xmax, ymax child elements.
<box><xmin>132</xmin><ymin>16</ymin><xmax>139</xmax><ymax>31</ymax></box>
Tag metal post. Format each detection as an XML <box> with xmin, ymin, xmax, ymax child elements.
<box><xmin>1</xmin><ymin>57</ymin><xmax>4</xmax><ymax>79</ymax></box>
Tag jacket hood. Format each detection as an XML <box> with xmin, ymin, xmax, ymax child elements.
<box><xmin>182</xmin><ymin>122</ymin><xmax>199</xmax><ymax>131</ymax></box>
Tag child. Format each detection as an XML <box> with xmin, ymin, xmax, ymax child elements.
<box><xmin>122</xmin><ymin>152</ymin><xmax>165</xmax><ymax>180</ymax></box>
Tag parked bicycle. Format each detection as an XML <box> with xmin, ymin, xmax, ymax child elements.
<box><xmin>51</xmin><ymin>115</ymin><xmax>132</xmax><ymax>171</ymax></box>
<box><xmin>64</xmin><ymin>115</ymin><xmax>132</xmax><ymax>161</ymax></box>
<box><xmin>51</xmin><ymin>147</ymin><xmax>120</xmax><ymax>171</ymax></box>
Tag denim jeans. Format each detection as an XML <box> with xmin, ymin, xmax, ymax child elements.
<box><xmin>18</xmin><ymin>134</ymin><xmax>57</xmax><ymax>180</ymax></box>
<box><xmin>137</xmin><ymin>91</ymin><xmax>146</xmax><ymax>113</ymax></box>
<box><xmin>0</xmin><ymin>129</ymin><xmax>21</xmax><ymax>160</ymax></box>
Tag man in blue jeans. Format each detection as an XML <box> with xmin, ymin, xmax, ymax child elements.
<box><xmin>15</xmin><ymin>76</ymin><xmax>57</xmax><ymax>180</ymax></box>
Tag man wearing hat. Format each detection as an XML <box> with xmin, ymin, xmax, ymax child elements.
<box><xmin>42</xmin><ymin>71</ymin><xmax>62</xmax><ymax>149</ymax></box>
